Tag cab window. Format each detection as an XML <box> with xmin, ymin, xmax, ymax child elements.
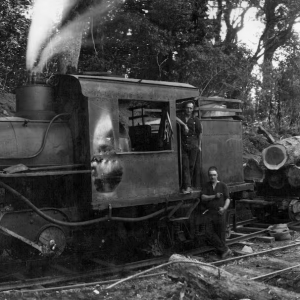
<box><xmin>119</xmin><ymin>99</ymin><xmax>172</xmax><ymax>152</ymax></box>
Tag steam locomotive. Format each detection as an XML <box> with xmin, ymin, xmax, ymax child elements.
<box><xmin>0</xmin><ymin>74</ymin><xmax>253</xmax><ymax>258</ymax></box>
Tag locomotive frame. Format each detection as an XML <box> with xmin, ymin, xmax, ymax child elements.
<box><xmin>0</xmin><ymin>74</ymin><xmax>254</xmax><ymax>257</ymax></box>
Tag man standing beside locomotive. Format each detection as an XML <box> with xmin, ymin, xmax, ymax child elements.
<box><xmin>201</xmin><ymin>166</ymin><xmax>232</xmax><ymax>259</ymax></box>
<box><xmin>176</xmin><ymin>100</ymin><xmax>202</xmax><ymax>194</ymax></box>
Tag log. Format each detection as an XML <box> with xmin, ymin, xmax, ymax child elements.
<box><xmin>262</xmin><ymin>136</ymin><xmax>300</xmax><ymax>170</ymax></box>
<box><xmin>257</xmin><ymin>125</ymin><xmax>276</xmax><ymax>144</ymax></box>
<box><xmin>243</xmin><ymin>157</ymin><xmax>265</xmax><ymax>182</ymax></box>
<box><xmin>286</xmin><ymin>165</ymin><xmax>300</xmax><ymax>188</ymax></box>
<box><xmin>168</xmin><ymin>254</ymin><xmax>300</xmax><ymax>300</ymax></box>
<box><xmin>266</xmin><ymin>169</ymin><xmax>286</xmax><ymax>189</ymax></box>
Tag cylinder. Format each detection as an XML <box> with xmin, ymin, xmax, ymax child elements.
<box><xmin>15</xmin><ymin>85</ymin><xmax>56</xmax><ymax>120</ymax></box>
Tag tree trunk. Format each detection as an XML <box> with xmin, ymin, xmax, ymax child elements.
<box><xmin>168</xmin><ymin>254</ymin><xmax>300</xmax><ymax>300</ymax></box>
<box><xmin>262</xmin><ymin>136</ymin><xmax>300</xmax><ymax>170</ymax></box>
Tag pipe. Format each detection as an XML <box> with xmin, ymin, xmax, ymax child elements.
<box><xmin>0</xmin><ymin>181</ymin><xmax>174</xmax><ymax>227</ymax></box>
<box><xmin>0</xmin><ymin>113</ymin><xmax>70</xmax><ymax>160</ymax></box>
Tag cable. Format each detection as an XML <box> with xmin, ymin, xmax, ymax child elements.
<box><xmin>0</xmin><ymin>180</ymin><xmax>174</xmax><ymax>227</ymax></box>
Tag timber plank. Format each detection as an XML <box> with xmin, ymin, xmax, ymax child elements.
<box><xmin>236</xmin><ymin>226</ymin><xmax>267</xmax><ymax>233</ymax></box>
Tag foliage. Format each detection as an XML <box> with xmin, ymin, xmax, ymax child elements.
<box><xmin>172</xmin><ymin>43</ymin><xmax>255</xmax><ymax>98</ymax></box>
<box><xmin>79</xmin><ymin>0</ymin><xmax>260</xmax><ymax>104</ymax></box>
<box><xmin>2</xmin><ymin>0</ymin><xmax>300</xmax><ymax>138</ymax></box>
<box><xmin>79</xmin><ymin>0</ymin><xmax>211</xmax><ymax>80</ymax></box>
<box><xmin>273</xmin><ymin>37</ymin><xmax>300</xmax><ymax>133</ymax></box>
<box><xmin>0</xmin><ymin>0</ymin><xmax>31</xmax><ymax>93</ymax></box>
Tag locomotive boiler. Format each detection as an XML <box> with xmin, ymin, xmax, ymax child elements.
<box><xmin>0</xmin><ymin>74</ymin><xmax>253</xmax><ymax>258</ymax></box>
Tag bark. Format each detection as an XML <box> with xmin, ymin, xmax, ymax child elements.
<box><xmin>214</xmin><ymin>0</ymin><xmax>222</xmax><ymax>43</ymax></box>
<box><xmin>262</xmin><ymin>136</ymin><xmax>300</xmax><ymax>170</ymax></box>
<box><xmin>257</xmin><ymin>125</ymin><xmax>276</xmax><ymax>144</ymax></box>
<box><xmin>168</xmin><ymin>254</ymin><xmax>300</xmax><ymax>300</ymax></box>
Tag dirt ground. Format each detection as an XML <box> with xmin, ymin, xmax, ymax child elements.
<box><xmin>0</xmin><ymin>274</ymin><xmax>183</xmax><ymax>300</ymax></box>
<box><xmin>1</xmin><ymin>233</ymin><xmax>300</xmax><ymax>300</ymax></box>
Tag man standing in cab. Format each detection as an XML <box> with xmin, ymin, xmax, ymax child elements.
<box><xmin>201</xmin><ymin>166</ymin><xmax>232</xmax><ymax>259</ymax></box>
<box><xmin>177</xmin><ymin>100</ymin><xmax>202</xmax><ymax>194</ymax></box>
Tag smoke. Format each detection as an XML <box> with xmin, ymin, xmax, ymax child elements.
<box><xmin>26</xmin><ymin>0</ymin><xmax>78</xmax><ymax>71</ymax></box>
<box><xmin>31</xmin><ymin>0</ymin><xmax>121</xmax><ymax>73</ymax></box>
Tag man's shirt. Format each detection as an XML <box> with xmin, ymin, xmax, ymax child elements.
<box><xmin>178</xmin><ymin>113</ymin><xmax>202</xmax><ymax>148</ymax></box>
<box><xmin>202</xmin><ymin>181</ymin><xmax>229</xmax><ymax>212</ymax></box>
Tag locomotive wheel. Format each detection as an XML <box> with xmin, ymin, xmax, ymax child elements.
<box><xmin>36</xmin><ymin>225</ymin><xmax>67</xmax><ymax>256</ymax></box>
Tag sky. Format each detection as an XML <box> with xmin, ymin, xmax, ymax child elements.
<box><xmin>237</xmin><ymin>7</ymin><xmax>264</xmax><ymax>51</ymax></box>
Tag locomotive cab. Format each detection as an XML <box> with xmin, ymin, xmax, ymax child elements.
<box><xmin>77</xmin><ymin>75</ymin><xmax>201</xmax><ymax>210</ymax></box>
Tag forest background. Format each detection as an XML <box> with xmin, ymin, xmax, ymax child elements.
<box><xmin>1</xmin><ymin>0</ymin><xmax>300</xmax><ymax>138</ymax></box>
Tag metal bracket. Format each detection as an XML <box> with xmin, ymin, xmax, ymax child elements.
<box><xmin>169</xmin><ymin>198</ymin><xmax>200</xmax><ymax>222</ymax></box>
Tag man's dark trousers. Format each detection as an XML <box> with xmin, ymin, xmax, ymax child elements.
<box><xmin>182</xmin><ymin>146</ymin><xmax>200</xmax><ymax>189</ymax></box>
<box><xmin>204</xmin><ymin>212</ymin><xmax>228</xmax><ymax>254</ymax></box>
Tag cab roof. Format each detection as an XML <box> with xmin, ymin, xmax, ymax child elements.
<box><xmin>75</xmin><ymin>75</ymin><xmax>198</xmax><ymax>90</ymax></box>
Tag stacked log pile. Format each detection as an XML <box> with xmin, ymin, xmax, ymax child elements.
<box><xmin>261</xmin><ymin>136</ymin><xmax>300</xmax><ymax>188</ymax></box>
<box><xmin>244</xmin><ymin>126</ymin><xmax>300</xmax><ymax>190</ymax></box>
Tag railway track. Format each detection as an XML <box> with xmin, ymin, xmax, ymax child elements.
<box><xmin>0</xmin><ymin>218</ymin><xmax>262</xmax><ymax>290</ymax></box>
<box><xmin>1</xmin><ymin>219</ymin><xmax>300</xmax><ymax>299</ymax></box>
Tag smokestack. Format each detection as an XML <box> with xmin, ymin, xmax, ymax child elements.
<box><xmin>15</xmin><ymin>76</ymin><xmax>56</xmax><ymax>120</ymax></box>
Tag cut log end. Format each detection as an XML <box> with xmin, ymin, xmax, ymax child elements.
<box><xmin>267</xmin><ymin>170</ymin><xmax>286</xmax><ymax>189</ymax></box>
<box><xmin>262</xmin><ymin>144</ymin><xmax>287</xmax><ymax>170</ymax></box>
<box><xmin>286</xmin><ymin>165</ymin><xmax>300</xmax><ymax>188</ymax></box>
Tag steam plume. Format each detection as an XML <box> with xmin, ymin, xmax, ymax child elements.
<box><xmin>26</xmin><ymin>0</ymin><xmax>78</xmax><ymax>71</ymax></box>
<box><xmin>32</xmin><ymin>0</ymin><xmax>121</xmax><ymax>73</ymax></box>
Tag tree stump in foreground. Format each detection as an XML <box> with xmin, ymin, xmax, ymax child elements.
<box><xmin>168</xmin><ymin>254</ymin><xmax>300</xmax><ymax>300</ymax></box>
